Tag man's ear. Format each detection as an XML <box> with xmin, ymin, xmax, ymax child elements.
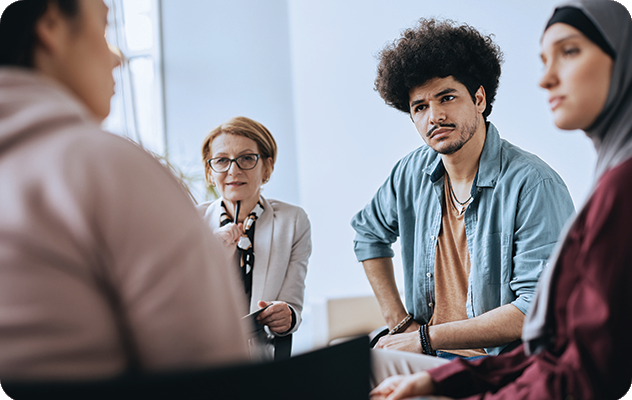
<box><xmin>475</xmin><ymin>85</ymin><xmax>487</xmax><ymax>115</ymax></box>
<box><xmin>33</xmin><ymin>3</ymin><xmax>68</xmax><ymax>56</ymax></box>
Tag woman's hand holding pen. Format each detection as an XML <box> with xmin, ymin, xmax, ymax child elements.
<box><xmin>256</xmin><ymin>300</ymin><xmax>292</xmax><ymax>333</ymax></box>
<box><xmin>214</xmin><ymin>200</ymin><xmax>243</xmax><ymax>246</ymax></box>
<box><xmin>214</xmin><ymin>223</ymin><xmax>242</xmax><ymax>246</ymax></box>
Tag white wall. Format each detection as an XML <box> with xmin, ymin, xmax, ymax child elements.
<box><xmin>160</xmin><ymin>0</ymin><xmax>300</xmax><ymax>204</ymax></box>
<box><xmin>160</xmin><ymin>0</ymin><xmax>600</xmax><ymax>350</ymax></box>
<box><xmin>0</xmin><ymin>1</ymin><xmax>12</xmax><ymax>14</ymax></box>
<box><xmin>287</xmin><ymin>0</ymin><xmax>596</xmax><ymax>304</ymax></box>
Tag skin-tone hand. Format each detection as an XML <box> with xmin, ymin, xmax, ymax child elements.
<box><xmin>213</xmin><ymin>222</ymin><xmax>243</xmax><ymax>246</ymax></box>
<box><xmin>370</xmin><ymin>371</ymin><xmax>435</xmax><ymax>400</ymax></box>
<box><xmin>256</xmin><ymin>300</ymin><xmax>292</xmax><ymax>333</ymax></box>
<box><xmin>375</xmin><ymin>321</ymin><xmax>422</xmax><ymax>352</ymax></box>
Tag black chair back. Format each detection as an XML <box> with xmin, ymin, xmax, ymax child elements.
<box><xmin>274</xmin><ymin>333</ymin><xmax>293</xmax><ymax>361</ymax></box>
<box><xmin>3</xmin><ymin>336</ymin><xmax>370</xmax><ymax>400</ymax></box>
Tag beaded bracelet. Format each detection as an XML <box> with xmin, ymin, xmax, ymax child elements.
<box><xmin>388</xmin><ymin>313</ymin><xmax>413</xmax><ymax>335</ymax></box>
<box><xmin>419</xmin><ymin>324</ymin><xmax>436</xmax><ymax>356</ymax></box>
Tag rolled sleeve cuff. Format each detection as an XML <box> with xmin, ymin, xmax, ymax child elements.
<box><xmin>353</xmin><ymin>240</ymin><xmax>394</xmax><ymax>262</ymax></box>
<box><xmin>511</xmin><ymin>294</ymin><xmax>532</xmax><ymax>316</ymax></box>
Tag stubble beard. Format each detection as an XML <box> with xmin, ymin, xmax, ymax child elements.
<box><xmin>433</xmin><ymin>114</ymin><xmax>479</xmax><ymax>155</ymax></box>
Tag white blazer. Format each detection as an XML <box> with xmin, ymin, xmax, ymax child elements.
<box><xmin>197</xmin><ymin>196</ymin><xmax>311</xmax><ymax>335</ymax></box>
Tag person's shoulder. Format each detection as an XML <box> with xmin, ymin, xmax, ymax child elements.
<box><xmin>59</xmin><ymin>127</ymin><xmax>192</xmax><ymax>204</ymax></box>
<box><xmin>388</xmin><ymin>144</ymin><xmax>437</xmax><ymax>180</ymax></box>
<box><xmin>598</xmin><ymin>157</ymin><xmax>632</xmax><ymax>195</ymax></box>
<box><xmin>604</xmin><ymin>157</ymin><xmax>632</xmax><ymax>177</ymax></box>
<box><xmin>265</xmin><ymin>198</ymin><xmax>309</xmax><ymax>220</ymax></box>
<box><xmin>31</xmin><ymin>119</ymin><xmax>160</xmax><ymax>184</ymax></box>
<box><xmin>266</xmin><ymin>198</ymin><xmax>304</xmax><ymax>213</ymax></box>
<box><xmin>499</xmin><ymin>138</ymin><xmax>564</xmax><ymax>181</ymax></box>
<box><xmin>195</xmin><ymin>199</ymin><xmax>220</xmax><ymax>218</ymax></box>
<box><xmin>58</xmin><ymin>123</ymin><xmax>152</xmax><ymax>162</ymax></box>
<box><xmin>400</xmin><ymin>144</ymin><xmax>436</xmax><ymax>165</ymax></box>
<box><xmin>587</xmin><ymin>158</ymin><xmax>632</xmax><ymax>223</ymax></box>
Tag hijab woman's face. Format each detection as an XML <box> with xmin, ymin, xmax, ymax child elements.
<box><xmin>539</xmin><ymin>23</ymin><xmax>614</xmax><ymax>131</ymax></box>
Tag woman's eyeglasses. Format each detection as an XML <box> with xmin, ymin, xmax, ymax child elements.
<box><xmin>207</xmin><ymin>154</ymin><xmax>260</xmax><ymax>173</ymax></box>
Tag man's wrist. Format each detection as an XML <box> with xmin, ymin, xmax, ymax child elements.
<box><xmin>388</xmin><ymin>313</ymin><xmax>413</xmax><ymax>335</ymax></box>
<box><xmin>419</xmin><ymin>324</ymin><xmax>436</xmax><ymax>356</ymax></box>
<box><xmin>386</xmin><ymin>310</ymin><xmax>410</xmax><ymax>329</ymax></box>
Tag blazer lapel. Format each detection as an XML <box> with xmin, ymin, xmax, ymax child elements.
<box><xmin>250</xmin><ymin>196</ymin><xmax>273</xmax><ymax>311</ymax></box>
<box><xmin>206</xmin><ymin>200</ymin><xmax>223</xmax><ymax>229</ymax></box>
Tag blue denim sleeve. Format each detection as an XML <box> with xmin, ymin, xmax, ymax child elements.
<box><xmin>510</xmin><ymin>177</ymin><xmax>575</xmax><ymax>315</ymax></box>
<box><xmin>350</xmin><ymin>162</ymin><xmax>403</xmax><ymax>262</ymax></box>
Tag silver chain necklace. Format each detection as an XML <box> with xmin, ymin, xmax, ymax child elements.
<box><xmin>446</xmin><ymin>172</ymin><xmax>472</xmax><ymax>214</ymax></box>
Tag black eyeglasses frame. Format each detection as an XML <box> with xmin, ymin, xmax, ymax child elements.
<box><xmin>207</xmin><ymin>154</ymin><xmax>261</xmax><ymax>173</ymax></box>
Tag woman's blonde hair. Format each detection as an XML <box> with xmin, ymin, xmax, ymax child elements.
<box><xmin>202</xmin><ymin>116</ymin><xmax>277</xmax><ymax>185</ymax></box>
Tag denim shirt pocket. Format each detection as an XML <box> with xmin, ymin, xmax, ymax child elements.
<box><xmin>478</xmin><ymin>232</ymin><xmax>512</xmax><ymax>284</ymax></box>
<box><xmin>469</xmin><ymin>232</ymin><xmax>513</xmax><ymax>317</ymax></box>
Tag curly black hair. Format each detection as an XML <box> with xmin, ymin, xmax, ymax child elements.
<box><xmin>375</xmin><ymin>18</ymin><xmax>504</xmax><ymax>119</ymax></box>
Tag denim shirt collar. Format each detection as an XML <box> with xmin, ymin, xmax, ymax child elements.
<box><xmin>423</xmin><ymin>122</ymin><xmax>502</xmax><ymax>189</ymax></box>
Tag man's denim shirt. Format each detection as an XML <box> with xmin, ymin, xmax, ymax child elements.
<box><xmin>351</xmin><ymin>123</ymin><xmax>575</xmax><ymax>355</ymax></box>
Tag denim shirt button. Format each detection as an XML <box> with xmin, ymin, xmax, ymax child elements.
<box><xmin>430</xmin><ymin>235</ymin><xmax>435</xmax><ymax>241</ymax></box>
<box><xmin>428</xmin><ymin>302</ymin><xmax>434</xmax><ymax>308</ymax></box>
<box><xmin>426</xmin><ymin>272</ymin><xmax>432</xmax><ymax>278</ymax></box>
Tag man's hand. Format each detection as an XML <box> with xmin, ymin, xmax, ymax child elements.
<box><xmin>370</xmin><ymin>371</ymin><xmax>436</xmax><ymax>400</ymax></box>
<box><xmin>375</xmin><ymin>322</ymin><xmax>421</xmax><ymax>353</ymax></box>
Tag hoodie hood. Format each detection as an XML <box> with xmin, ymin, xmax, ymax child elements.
<box><xmin>0</xmin><ymin>68</ymin><xmax>95</xmax><ymax>155</ymax></box>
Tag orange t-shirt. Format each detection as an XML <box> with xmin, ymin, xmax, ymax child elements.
<box><xmin>428</xmin><ymin>177</ymin><xmax>486</xmax><ymax>357</ymax></box>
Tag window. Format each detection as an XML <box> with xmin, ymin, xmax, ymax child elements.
<box><xmin>104</xmin><ymin>0</ymin><xmax>166</xmax><ymax>157</ymax></box>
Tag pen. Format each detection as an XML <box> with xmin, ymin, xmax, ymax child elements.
<box><xmin>234</xmin><ymin>200</ymin><xmax>241</xmax><ymax>224</ymax></box>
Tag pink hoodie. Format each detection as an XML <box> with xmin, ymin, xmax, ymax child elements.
<box><xmin>0</xmin><ymin>69</ymin><xmax>249</xmax><ymax>382</ymax></box>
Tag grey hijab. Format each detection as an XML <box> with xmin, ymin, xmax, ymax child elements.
<box><xmin>523</xmin><ymin>0</ymin><xmax>632</xmax><ymax>355</ymax></box>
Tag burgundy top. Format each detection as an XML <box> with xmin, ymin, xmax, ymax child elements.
<box><xmin>428</xmin><ymin>157</ymin><xmax>632</xmax><ymax>399</ymax></box>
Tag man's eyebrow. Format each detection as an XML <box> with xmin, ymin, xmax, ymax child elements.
<box><xmin>410</xmin><ymin>87</ymin><xmax>458</xmax><ymax>108</ymax></box>
<box><xmin>410</xmin><ymin>98</ymin><xmax>426</xmax><ymax>108</ymax></box>
<box><xmin>435</xmin><ymin>88</ymin><xmax>457</xmax><ymax>98</ymax></box>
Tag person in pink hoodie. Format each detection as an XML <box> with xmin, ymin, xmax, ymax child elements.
<box><xmin>0</xmin><ymin>0</ymin><xmax>249</xmax><ymax>382</ymax></box>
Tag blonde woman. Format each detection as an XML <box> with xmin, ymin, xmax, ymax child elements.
<box><xmin>198</xmin><ymin>116</ymin><xmax>311</xmax><ymax>359</ymax></box>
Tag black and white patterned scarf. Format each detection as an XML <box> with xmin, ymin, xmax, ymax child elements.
<box><xmin>219</xmin><ymin>200</ymin><xmax>265</xmax><ymax>300</ymax></box>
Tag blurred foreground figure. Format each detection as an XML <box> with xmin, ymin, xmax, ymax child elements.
<box><xmin>0</xmin><ymin>0</ymin><xmax>249</xmax><ymax>382</ymax></box>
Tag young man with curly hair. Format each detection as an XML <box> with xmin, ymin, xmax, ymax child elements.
<box><xmin>351</xmin><ymin>18</ymin><xmax>574</xmax><ymax>368</ymax></box>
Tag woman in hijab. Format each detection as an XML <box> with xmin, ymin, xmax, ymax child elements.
<box><xmin>370</xmin><ymin>0</ymin><xmax>632</xmax><ymax>398</ymax></box>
